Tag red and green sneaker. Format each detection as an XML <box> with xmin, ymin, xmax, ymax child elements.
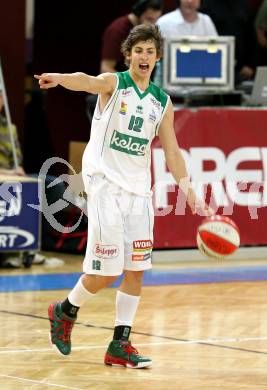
<box><xmin>48</xmin><ymin>302</ymin><xmax>76</xmax><ymax>356</ymax></box>
<box><xmin>104</xmin><ymin>340</ymin><xmax>152</xmax><ymax>368</ymax></box>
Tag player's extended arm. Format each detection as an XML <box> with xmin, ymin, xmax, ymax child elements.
<box><xmin>158</xmin><ymin>101</ymin><xmax>213</xmax><ymax>216</ymax></box>
<box><xmin>34</xmin><ymin>72</ymin><xmax>117</xmax><ymax>95</ymax></box>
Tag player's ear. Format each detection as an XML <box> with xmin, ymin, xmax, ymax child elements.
<box><xmin>125</xmin><ymin>51</ymin><xmax>131</xmax><ymax>62</ymax></box>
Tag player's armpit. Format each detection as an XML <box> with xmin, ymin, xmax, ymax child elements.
<box><xmin>93</xmin><ymin>73</ymin><xmax>117</xmax><ymax>95</ymax></box>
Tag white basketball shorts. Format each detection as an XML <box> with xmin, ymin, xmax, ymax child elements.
<box><xmin>83</xmin><ymin>174</ymin><xmax>154</xmax><ymax>276</ymax></box>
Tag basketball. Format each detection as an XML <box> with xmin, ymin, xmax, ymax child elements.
<box><xmin>197</xmin><ymin>215</ymin><xmax>240</xmax><ymax>259</ymax></box>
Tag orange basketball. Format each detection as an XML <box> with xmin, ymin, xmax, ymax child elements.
<box><xmin>197</xmin><ymin>215</ymin><xmax>240</xmax><ymax>259</ymax></box>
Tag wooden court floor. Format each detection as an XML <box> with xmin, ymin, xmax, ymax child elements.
<box><xmin>0</xmin><ymin>254</ymin><xmax>267</xmax><ymax>390</ymax></box>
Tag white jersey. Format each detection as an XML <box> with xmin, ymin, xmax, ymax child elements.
<box><xmin>82</xmin><ymin>71</ymin><xmax>170</xmax><ymax>196</ymax></box>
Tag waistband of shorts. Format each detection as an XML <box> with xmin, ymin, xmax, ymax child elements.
<box><xmin>89</xmin><ymin>173</ymin><xmax>122</xmax><ymax>193</ymax></box>
<box><xmin>86</xmin><ymin>173</ymin><xmax>151</xmax><ymax>198</ymax></box>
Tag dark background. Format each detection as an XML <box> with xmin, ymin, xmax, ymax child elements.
<box><xmin>0</xmin><ymin>0</ymin><xmax>176</xmax><ymax>174</ymax></box>
<box><xmin>0</xmin><ymin>3</ymin><xmax>26</xmax><ymax>142</ymax></box>
<box><xmin>0</xmin><ymin>0</ymin><xmax>262</xmax><ymax>174</ymax></box>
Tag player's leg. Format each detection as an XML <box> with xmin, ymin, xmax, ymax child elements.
<box><xmin>48</xmin><ymin>274</ymin><xmax>117</xmax><ymax>356</ymax></box>
<box><xmin>113</xmin><ymin>269</ymin><xmax>144</xmax><ymax>340</ymax></box>
<box><xmin>49</xmin><ymin>176</ymin><xmax>124</xmax><ymax>356</ymax></box>
<box><xmin>104</xmin><ymin>194</ymin><xmax>153</xmax><ymax>368</ymax></box>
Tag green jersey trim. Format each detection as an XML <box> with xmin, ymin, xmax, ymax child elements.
<box><xmin>124</xmin><ymin>71</ymin><xmax>151</xmax><ymax>100</ymax></box>
<box><xmin>149</xmin><ymin>81</ymin><xmax>168</xmax><ymax>109</ymax></box>
<box><xmin>116</xmin><ymin>71</ymin><xmax>168</xmax><ymax>108</ymax></box>
<box><xmin>116</xmin><ymin>71</ymin><xmax>150</xmax><ymax>99</ymax></box>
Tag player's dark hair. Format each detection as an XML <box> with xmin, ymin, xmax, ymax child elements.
<box><xmin>132</xmin><ymin>0</ymin><xmax>163</xmax><ymax>17</ymax></box>
<box><xmin>121</xmin><ymin>24</ymin><xmax>163</xmax><ymax>66</ymax></box>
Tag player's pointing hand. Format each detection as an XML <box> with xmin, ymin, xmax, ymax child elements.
<box><xmin>34</xmin><ymin>73</ymin><xmax>62</xmax><ymax>89</ymax></box>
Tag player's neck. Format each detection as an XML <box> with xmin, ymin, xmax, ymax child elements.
<box><xmin>180</xmin><ymin>8</ymin><xmax>198</xmax><ymax>23</ymax></box>
<box><xmin>128</xmin><ymin>69</ymin><xmax>150</xmax><ymax>91</ymax></box>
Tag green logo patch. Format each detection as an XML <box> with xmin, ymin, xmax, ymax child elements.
<box><xmin>110</xmin><ymin>130</ymin><xmax>149</xmax><ymax>156</ymax></box>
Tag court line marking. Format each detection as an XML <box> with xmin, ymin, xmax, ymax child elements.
<box><xmin>1</xmin><ymin>337</ymin><xmax>267</xmax><ymax>355</ymax></box>
<box><xmin>0</xmin><ymin>374</ymin><xmax>85</xmax><ymax>390</ymax></box>
<box><xmin>1</xmin><ymin>309</ymin><xmax>267</xmax><ymax>356</ymax></box>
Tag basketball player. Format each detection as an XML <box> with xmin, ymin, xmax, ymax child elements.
<box><xmin>35</xmin><ymin>24</ymin><xmax>213</xmax><ymax>369</ymax></box>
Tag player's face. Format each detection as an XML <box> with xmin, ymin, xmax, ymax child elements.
<box><xmin>127</xmin><ymin>40</ymin><xmax>159</xmax><ymax>78</ymax></box>
<box><xmin>180</xmin><ymin>0</ymin><xmax>200</xmax><ymax>12</ymax></box>
<box><xmin>139</xmin><ymin>8</ymin><xmax>162</xmax><ymax>25</ymax></box>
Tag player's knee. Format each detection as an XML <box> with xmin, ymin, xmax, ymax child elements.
<box><xmin>124</xmin><ymin>270</ymin><xmax>144</xmax><ymax>282</ymax></box>
<box><xmin>82</xmin><ymin>273</ymin><xmax>119</xmax><ymax>293</ymax></box>
<box><xmin>103</xmin><ymin>275</ymin><xmax>119</xmax><ymax>286</ymax></box>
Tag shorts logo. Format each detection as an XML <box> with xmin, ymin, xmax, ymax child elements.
<box><xmin>110</xmin><ymin>130</ymin><xmax>149</xmax><ymax>156</ymax></box>
<box><xmin>93</xmin><ymin>244</ymin><xmax>119</xmax><ymax>259</ymax></box>
<box><xmin>132</xmin><ymin>253</ymin><xmax>151</xmax><ymax>261</ymax></box>
<box><xmin>132</xmin><ymin>240</ymin><xmax>153</xmax><ymax>261</ymax></box>
<box><xmin>133</xmin><ymin>240</ymin><xmax>153</xmax><ymax>251</ymax></box>
<box><xmin>92</xmin><ymin>259</ymin><xmax>101</xmax><ymax>270</ymax></box>
<box><xmin>119</xmin><ymin>102</ymin><xmax>127</xmax><ymax>115</ymax></box>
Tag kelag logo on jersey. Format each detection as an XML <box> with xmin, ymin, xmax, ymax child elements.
<box><xmin>110</xmin><ymin>130</ymin><xmax>149</xmax><ymax>156</ymax></box>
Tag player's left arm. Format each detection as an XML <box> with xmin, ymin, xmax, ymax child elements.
<box><xmin>158</xmin><ymin>100</ymin><xmax>213</xmax><ymax>216</ymax></box>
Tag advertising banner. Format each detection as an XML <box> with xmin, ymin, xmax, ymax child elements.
<box><xmin>152</xmin><ymin>108</ymin><xmax>267</xmax><ymax>248</ymax></box>
<box><xmin>0</xmin><ymin>178</ymin><xmax>40</xmax><ymax>251</ymax></box>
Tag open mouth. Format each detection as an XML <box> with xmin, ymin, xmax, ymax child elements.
<box><xmin>139</xmin><ymin>64</ymin><xmax>149</xmax><ymax>71</ymax></box>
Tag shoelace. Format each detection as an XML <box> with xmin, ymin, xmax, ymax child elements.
<box><xmin>55</xmin><ymin>319</ymin><xmax>74</xmax><ymax>342</ymax></box>
<box><xmin>121</xmin><ymin>341</ymin><xmax>139</xmax><ymax>357</ymax></box>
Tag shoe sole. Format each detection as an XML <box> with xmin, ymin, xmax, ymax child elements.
<box><xmin>105</xmin><ymin>361</ymin><xmax>152</xmax><ymax>368</ymax></box>
<box><xmin>104</xmin><ymin>354</ymin><xmax>152</xmax><ymax>368</ymax></box>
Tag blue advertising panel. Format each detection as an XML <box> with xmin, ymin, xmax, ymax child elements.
<box><xmin>0</xmin><ymin>178</ymin><xmax>40</xmax><ymax>251</ymax></box>
<box><xmin>176</xmin><ymin>49</ymin><xmax>222</xmax><ymax>78</ymax></box>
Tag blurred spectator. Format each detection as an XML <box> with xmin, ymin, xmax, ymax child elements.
<box><xmin>153</xmin><ymin>0</ymin><xmax>217</xmax><ymax>86</ymax></box>
<box><xmin>200</xmin><ymin>0</ymin><xmax>256</xmax><ymax>84</ymax></box>
<box><xmin>0</xmin><ymin>84</ymin><xmax>45</xmax><ymax>268</ymax></box>
<box><xmin>157</xmin><ymin>0</ymin><xmax>218</xmax><ymax>38</ymax></box>
<box><xmin>255</xmin><ymin>0</ymin><xmax>267</xmax><ymax>65</ymax></box>
<box><xmin>0</xmin><ymin>86</ymin><xmax>25</xmax><ymax>176</ymax></box>
<box><xmin>100</xmin><ymin>0</ymin><xmax>163</xmax><ymax>73</ymax></box>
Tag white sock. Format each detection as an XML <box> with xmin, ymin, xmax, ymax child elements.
<box><xmin>68</xmin><ymin>276</ymin><xmax>94</xmax><ymax>307</ymax></box>
<box><xmin>115</xmin><ymin>290</ymin><xmax>140</xmax><ymax>327</ymax></box>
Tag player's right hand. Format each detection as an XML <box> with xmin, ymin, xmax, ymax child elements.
<box><xmin>187</xmin><ymin>189</ymin><xmax>215</xmax><ymax>216</ymax></box>
<box><xmin>34</xmin><ymin>73</ymin><xmax>62</xmax><ymax>89</ymax></box>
